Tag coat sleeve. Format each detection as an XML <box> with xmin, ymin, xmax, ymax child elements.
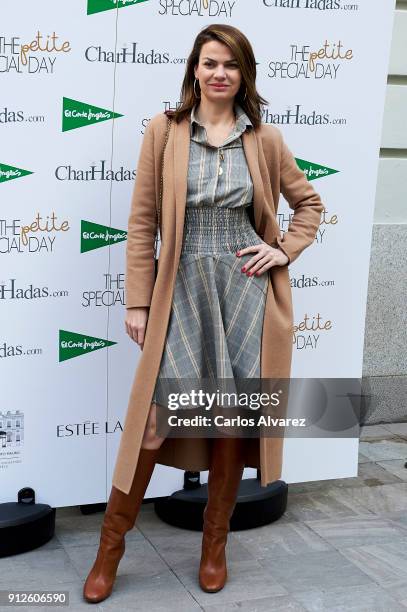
<box><xmin>275</xmin><ymin>131</ymin><xmax>324</xmax><ymax>265</ymax></box>
<box><xmin>125</xmin><ymin>119</ymin><xmax>157</xmax><ymax>309</ymax></box>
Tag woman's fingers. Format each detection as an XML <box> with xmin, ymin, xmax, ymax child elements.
<box><xmin>238</xmin><ymin>244</ymin><xmax>288</xmax><ymax>276</ymax></box>
<box><xmin>137</xmin><ymin>326</ymin><xmax>145</xmax><ymax>347</ymax></box>
<box><xmin>239</xmin><ymin>245</ymin><xmax>269</xmax><ymax>273</ymax></box>
<box><xmin>125</xmin><ymin>309</ymin><xmax>148</xmax><ymax>347</ymax></box>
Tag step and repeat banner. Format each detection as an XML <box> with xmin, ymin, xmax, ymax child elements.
<box><xmin>1</xmin><ymin>0</ymin><xmax>395</xmax><ymax>506</ymax></box>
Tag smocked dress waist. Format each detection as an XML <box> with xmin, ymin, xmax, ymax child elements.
<box><xmin>180</xmin><ymin>204</ymin><xmax>263</xmax><ymax>255</ymax></box>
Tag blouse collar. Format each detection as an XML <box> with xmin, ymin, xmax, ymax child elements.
<box><xmin>190</xmin><ymin>101</ymin><xmax>253</xmax><ymax>138</ymax></box>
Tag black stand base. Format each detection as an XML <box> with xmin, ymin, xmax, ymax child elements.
<box><xmin>154</xmin><ymin>477</ymin><xmax>287</xmax><ymax>531</ymax></box>
<box><xmin>0</xmin><ymin>501</ymin><xmax>55</xmax><ymax>558</ymax></box>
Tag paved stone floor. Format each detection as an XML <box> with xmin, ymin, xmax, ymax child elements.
<box><xmin>2</xmin><ymin>423</ymin><xmax>407</xmax><ymax>611</ymax></box>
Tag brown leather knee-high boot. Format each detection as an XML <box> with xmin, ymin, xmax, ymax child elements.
<box><xmin>199</xmin><ymin>436</ymin><xmax>246</xmax><ymax>593</ymax></box>
<box><xmin>83</xmin><ymin>447</ymin><xmax>160</xmax><ymax>603</ymax></box>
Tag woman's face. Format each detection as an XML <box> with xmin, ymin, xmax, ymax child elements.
<box><xmin>194</xmin><ymin>40</ymin><xmax>242</xmax><ymax>104</ymax></box>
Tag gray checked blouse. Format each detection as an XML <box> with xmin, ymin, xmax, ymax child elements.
<box><xmin>186</xmin><ymin>101</ymin><xmax>254</xmax><ymax>209</ymax></box>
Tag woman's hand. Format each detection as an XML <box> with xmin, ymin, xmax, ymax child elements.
<box><xmin>236</xmin><ymin>242</ymin><xmax>289</xmax><ymax>276</ymax></box>
<box><xmin>125</xmin><ymin>307</ymin><xmax>149</xmax><ymax>350</ymax></box>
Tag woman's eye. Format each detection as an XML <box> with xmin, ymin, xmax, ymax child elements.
<box><xmin>203</xmin><ymin>62</ymin><xmax>238</xmax><ymax>68</ymax></box>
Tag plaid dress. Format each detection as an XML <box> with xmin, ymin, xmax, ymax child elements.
<box><xmin>152</xmin><ymin>102</ymin><xmax>268</xmax><ymax>406</ymax></box>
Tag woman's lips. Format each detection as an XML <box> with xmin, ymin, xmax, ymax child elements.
<box><xmin>210</xmin><ymin>84</ymin><xmax>228</xmax><ymax>88</ymax></box>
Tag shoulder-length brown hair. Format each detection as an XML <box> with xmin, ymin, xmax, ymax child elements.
<box><xmin>168</xmin><ymin>24</ymin><xmax>269</xmax><ymax>130</ymax></box>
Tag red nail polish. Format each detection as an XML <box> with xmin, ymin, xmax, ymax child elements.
<box><xmin>236</xmin><ymin>251</ymin><xmax>240</xmax><ymax>256</ymax></box>
<box><xmin>241</xmin><ymin>267</ymin><xmax>246</xmax><ymax>272</ymax></box>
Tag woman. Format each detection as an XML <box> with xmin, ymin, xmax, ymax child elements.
<box><xmin>83</xmin><ymin>24</ymin><xmax>324</xmax><ymax>603</ymax></box>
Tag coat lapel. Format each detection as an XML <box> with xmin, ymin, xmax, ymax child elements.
<box><xmin>242</xmin><ymin>129</ymin><xmax>268</xmax><ymax>238</ymax></box>
<box><xmin>172</xmin><ymin>114</ymin><xmax>268</xmax><ymax>272</ymax></box>
<box><xmin>173</xmin><ymin>117</ymin><xmax>189</xmax><ymax>277</ymax></box>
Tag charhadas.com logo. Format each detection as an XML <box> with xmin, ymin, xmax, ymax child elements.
<box><xmin>87</xmin><ymin>0</ymin><xmax>149</xmax><ymax>15</ymax></box>
<box><xmin>0</xmin><ymin>163</ymin><xmax>33</xmax><ymax>184</ymax></box>
<box><xmin>296</xmin><ymin>158</ymin><xmax>339</xmax><ymax>181</ymax></box>
<box><xmin>81</xmin><ymin>221</ymin><xmax>127</xmax><ymax>253</ymax></box>
<box><xmin>62</xmin><ymin>97</ymin><xmax>123</xmax><ymax>132</ymax></box>
<box><xmin>59</xmin><ymin>330</ymin><xmax>116</xmax><ymax>362</ymax></box>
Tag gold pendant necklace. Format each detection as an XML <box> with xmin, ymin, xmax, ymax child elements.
<box><xmin>218</xmin><ymin>150</ymin><xmax>224</xmax><ymax>176</ymax></box>
<box><xmin>196</xmin><ymin>110</ymin><xmax>235</xmax><ymax>178</ymax></box>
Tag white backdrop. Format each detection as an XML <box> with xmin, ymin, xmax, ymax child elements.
<box><xmin>0</xmin><ymin>0</ymin><xmax>395</xmax><ymax>507</ymax></box>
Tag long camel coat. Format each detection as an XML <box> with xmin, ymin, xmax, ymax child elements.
<box><xmin>112</xmin><ymin>109</ymin><xmax>324</xmax><ymax>495</ymax></box>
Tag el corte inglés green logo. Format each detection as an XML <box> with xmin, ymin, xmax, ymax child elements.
<box><xmin>81</xmin><ymin>220</ymin><xmax>127</xmax><ymax>253</ymax></box>
<box><xmin>0</xmin><ymin>163</ymin><xmax>33</xmax><ymax>184</ymax></box>
<box><xmin>62</xmin><ymin>97</ymin><xmax>123</xmax><ymax>132</ymax></box>
<box><xmin>59</xmin><ymin>330</ymin><xmax>117</xmax><ymax>362</ymax></box>
<box><xmin>296</xmin><ymin>158</ymin><xmax>339</xmax><ymax>182</ymax></box>
<box><xmin>87</xmin><ymin>0</ymin><xmax>149</xmax><ymax>15</ymax></box>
